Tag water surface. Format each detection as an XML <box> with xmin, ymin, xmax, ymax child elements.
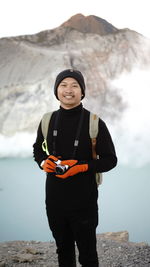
<box><xmin>0</xmin><ymin>158</ymin><xmax>149</xmax><ymax>244</ymax></box>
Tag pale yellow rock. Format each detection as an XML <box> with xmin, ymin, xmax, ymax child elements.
<box><xmin>98</xmin><ymin>230</ymin><xmax>129</xmax><ymax>242</ymax></box>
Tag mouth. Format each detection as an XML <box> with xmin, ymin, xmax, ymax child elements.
<box><xmin>64</xmin><ymin>95</ymin><xmax>74</xmax><ymax>99</ymax></box>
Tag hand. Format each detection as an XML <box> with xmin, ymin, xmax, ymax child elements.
<box><xmin>55</xmin><ymin>160</ymin><xmax>77</xmax><ymax>175</ymax></box>
<box><xmin>56</xmin><ymin>161</ymin><xmax>88</xmax><ymax>179</ymax></box>
<box><xmin>42</xmin><ymin>155</ymin><xmax>59</xmax><ymax>173</ymax></box>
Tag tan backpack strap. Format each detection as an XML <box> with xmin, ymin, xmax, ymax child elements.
<box><xmin>41</xmin><ymin>112</ymin><xmax>53</xmax><ymax>156</ymax></box>
<box><xmin>89</xmin><ymin>112</ymin><xmax>103</xmax><ymax>186</ymax></box>
<box><xmin>41</xmin><ymin>112</ymin><xmax>53</xmax><ymax>139</ymax></box>
<box><xmin>96</xmin><ymin>173</ymin><xmax>103</xmax><ymax>186</ymax></box>
<box><xmin>89</xmin><ymin>113</ymin><xmax>99</xmax><ymax>159</ymax></box>
<box><xmin>89</xmin><ymin>113</ymin><xmax>99</xmax><ymax>139</ymax></box>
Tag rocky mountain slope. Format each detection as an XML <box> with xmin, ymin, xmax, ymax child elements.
<box><xmin>0</xmin><ymin>13</ymin><xmax>150</xmax><ymax>136</ymax></box>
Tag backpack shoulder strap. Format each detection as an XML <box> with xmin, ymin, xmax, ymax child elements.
<box><xmin>89</xmin><ymin>112</ymin><xmax>99</xmax><ymax>139</ymax></box>
<box><xmin>41</xmin><ymin>111</ymin><xmax>53</xmax><ymax>140</ymax></box>
<box><xmin>89</xmin><ymin>112</ymin><xmax>103</xmax><ymax>186</ymax></box>
<box><xmin>89</xmin><ymin>112</ymin><xmax>99</xmax><ymax>160</ymax></box>
<box><xmin>41</xmin><ymin>112</ymin><xmax>53</xmax><ymax>156</ymax></box>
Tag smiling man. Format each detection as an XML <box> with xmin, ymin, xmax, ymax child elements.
<box><xmin>54</xmin><ymin>69</ymin><xmax>86</xmax><ymax>109</ymax></box>
<box><xmin>33</xmin><ymin>69</ymin><xmax>117</xmax><ymax>267</ymax></box>
<box><xmin>57</xmin><ymin>77</ymin><xmax>82</xmax><ymax>109</ymax></box>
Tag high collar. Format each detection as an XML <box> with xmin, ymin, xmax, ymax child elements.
<box><xmin>59</xmin><ymin>103</ymin><xmax>83</xmax><ymax>117</ymax></box>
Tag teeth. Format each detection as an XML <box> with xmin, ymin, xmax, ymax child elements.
<box><xmin>65</xmin><ymin>95</ymin><xmax>73</xmax><ymax>99</ymax></box>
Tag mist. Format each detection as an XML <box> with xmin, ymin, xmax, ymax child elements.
<box><xmin>111</xmin><ymin>68</ymin><xmax>150</xmax><ymax>167</ymax></box>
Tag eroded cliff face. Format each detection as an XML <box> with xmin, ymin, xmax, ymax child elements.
<box><xmin>0</xmin><ymin>14</ymin><xmax>150</xmax><ymax>136</ymax></box>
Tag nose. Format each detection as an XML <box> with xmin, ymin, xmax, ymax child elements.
<box><xmin>65</xmin><ymin>85</ymin><xmax>73</xmax><ymax>93</ymax></box>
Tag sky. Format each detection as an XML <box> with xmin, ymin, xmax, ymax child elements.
<box><xmin>0</xmin><ymin>0</ymin><xmax>150</xmax><ymax>39</ymax></box>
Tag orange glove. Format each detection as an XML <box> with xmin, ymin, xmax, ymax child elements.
<box><xmin>42</xmin><ymin>155</ymin><xmax>59</xmax><ymax>173</ymax></box>
<box><xmin>56</xmin><ymin>161</ymin><xmax>88</xmax><ymax>179</ymax></box>
<box><xmin>61</xmin><ymin>159</ymin><xmax>77</xmax><ymax>167</ymax></box>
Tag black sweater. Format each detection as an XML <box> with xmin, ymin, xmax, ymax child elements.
<box><xmin>33</xmin><ymin>104</ymin><xmax>117</xmax><ymax>212</ymax></box>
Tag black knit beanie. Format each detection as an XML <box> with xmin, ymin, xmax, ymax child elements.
<box><xmin>54</xmin><ymin>69</ymin><xmax>86</xmax><ymax>100</ymax></box>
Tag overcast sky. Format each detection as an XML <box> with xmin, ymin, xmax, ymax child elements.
<box><xmin>0</xmin><ymin>0</ymin><xmax>150</xmax><ymax>39</ymax></box>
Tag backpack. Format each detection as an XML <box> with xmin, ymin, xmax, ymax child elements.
<box><xmin>41</xmin><ymin>111</ymin><xmax>102</xmax><ymax>186</ymax></box>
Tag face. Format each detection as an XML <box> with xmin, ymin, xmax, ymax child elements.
<box><xmin>57</xmin><ymin>77</ymin><xmax>82</xmax><ymax>109</ymax></box>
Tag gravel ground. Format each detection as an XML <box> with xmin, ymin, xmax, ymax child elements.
<box><xmin>0</xmin><ymin>236</ymin><xmax>150</xmax><ymax>267</ymax></box>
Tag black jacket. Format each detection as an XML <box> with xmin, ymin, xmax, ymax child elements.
<box><xmin>33</xmin><ymin>104</ymin><xmax>117</xmax><ymax>212</ymax></box>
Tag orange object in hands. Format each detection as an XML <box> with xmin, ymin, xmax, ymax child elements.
<box><xmin>56</xmin><ymin>162</ymin><xmax>88</xmax><ymax>179</ymax></box>
<box><xmin>43</xmin><ymin>155</ymin><xmax>59</xmax><ymax>173</ymax></box>
<box><xmin>61</xmin><ymin>159</ymin><xmax>77</xmax><ymax>167</ymax></box>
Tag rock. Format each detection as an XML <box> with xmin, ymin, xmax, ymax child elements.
<box><xmin>12</xmin><ymin>244</ymin><xmax>44</xmax><ymax>263</ymax></box>
<box><xmin>61</xmin><ymin>13</ymin><xmax>118</xmax><ymax>35</ymax></box>
<box><xmin>24</xmin><ymin>246</ymin><xmax>42</xmax><ymax>255</ymax></box>
<box><xmin>0</xmin><ymin>235</ymin><xmax>150</xmax><ymax>266</ymax></box>
<box><xmin>13</xmin><ymin>253</ymin><xmax>37</xmax><ymax>263</ymax></box>
<box><xmin>98</xmin><ymin>230</ymin><xmax>129</xmax><ymax>242</ymax></box>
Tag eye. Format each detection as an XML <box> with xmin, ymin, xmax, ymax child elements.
<box><xmin>60</xmin><ymin>83</ymin><xmax>66</xmax><ymax>87</ymax></box>
<box><xmin>72</xmin><ymin>84</ymin><xmax>79</xmax><ymax>88</ymax></box>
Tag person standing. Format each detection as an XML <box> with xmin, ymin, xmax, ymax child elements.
<box><xmin>33</xmin><ymin>69</ymin><xmax>117</xmax><ymax>267</ymax></box>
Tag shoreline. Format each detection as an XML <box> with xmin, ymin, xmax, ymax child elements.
<box><xmin>0</xmin><ymin>231</ymin><xmax>150</xmax><ymax>267</ymax></box>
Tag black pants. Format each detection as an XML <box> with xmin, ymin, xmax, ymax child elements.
<box><xmin>46</xmin><ymin>208</ymin><xmax>99</xmax><ymax>267</ymax></box>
